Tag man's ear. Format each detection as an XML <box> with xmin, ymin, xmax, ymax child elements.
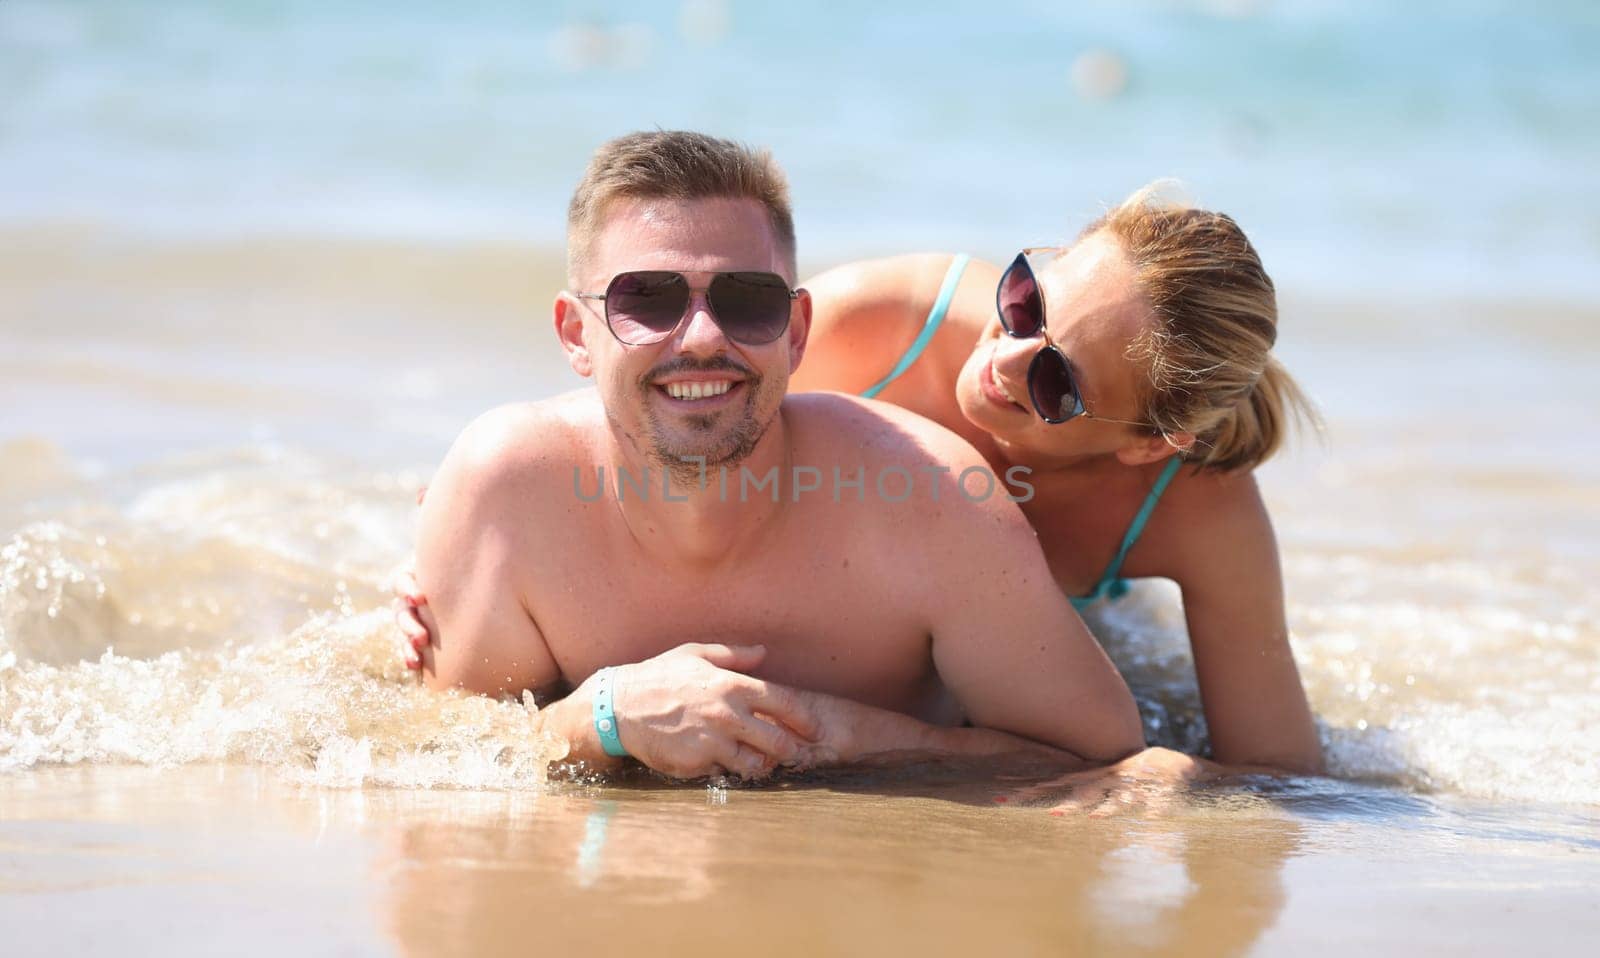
<box><xmin>1115</xmin><ymin>429</ymin><xmax>1195</xmax><ymax>467</ymax></box>
<box><xmin>554</xmin><ymin>294</ymin><xmax>593</xmax><ymax>378</ymax></box>
<box><xmin>786</xmin><ymin>287</ymin><xmax>813</xmax><ymax>375</ymax></box>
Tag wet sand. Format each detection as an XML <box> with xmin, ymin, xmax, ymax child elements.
<box><xmin>4</xmin><ymin>765</ymin><xmax>1597</xmax><ymax>957</ymax></box>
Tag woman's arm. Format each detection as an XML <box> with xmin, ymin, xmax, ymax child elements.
<box><xmin>1167</xmin><ymin>477</ymin><xmax>1324</xmax><ymax>774</ymax></box>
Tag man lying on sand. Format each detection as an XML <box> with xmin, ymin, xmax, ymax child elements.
<box><xmin>406</xmin><ymin>130</ymin><xmax>1144</xmax><ymax>779</ymax></box>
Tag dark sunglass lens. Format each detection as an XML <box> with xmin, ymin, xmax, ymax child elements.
<box><xmin>708</xmin><ymin>272</ymin><xmax>792</xmax><ymax>344</ymax></box>
<box><xmin>1028</xmin><ymin>347</ymin><xmax>1079</xmax><ymax>424</ymax></box>
<box><xmin>606</xmin><ymin>271</ymin><xmax>688</xmax><ymax>343</ymax></box>
<box><xmin>997</xmin><ymin>255</ymin><xmax>1043</xmax><ymax>338</ymax></box>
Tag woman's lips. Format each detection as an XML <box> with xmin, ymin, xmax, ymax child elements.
<box><xmin>980</xmin><ymin>352</ymin><xmax>1028</xmax><ymax>412</ymax></box>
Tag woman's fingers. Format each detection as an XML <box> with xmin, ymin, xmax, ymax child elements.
<box><xmin>394</xmin><ymin>603</ymin><xmax>422</xmax><ymax>670</ymax></box>
<box><xmin>395</xmin><ymin>602</ymin><xmax>428</xmax><ymax>641</ymax></box>
<box><xmin>414</xmin><ymin>603</ymin><xmax>440</xmax><ymax>645</ymax></box>
<box><xmin>394</xmin><ymin>595</ymin><xmax>439</xmax><ymax>674</ymax></box>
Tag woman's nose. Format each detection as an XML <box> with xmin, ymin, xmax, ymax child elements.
<box><xmin>991</xmin><ymin>333</ymin><xmax>1038</xmax><ymax>377</ymax></box>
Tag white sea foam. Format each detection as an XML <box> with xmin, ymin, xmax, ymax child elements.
<box><xmin>0</xmin><ymin>450</ymin><xmax>566</xmax><ymax>787</ymax></box>
<box><xmin>2</xmin><ymin>440</ymin><xmax>1595</xmax><ymax>803</ymax></box>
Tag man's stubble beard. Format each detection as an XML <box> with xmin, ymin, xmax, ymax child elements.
<box><xmin>641</xmin><ymin>373</ymin><xmax>778</xmax><ymax>486</ymax></box>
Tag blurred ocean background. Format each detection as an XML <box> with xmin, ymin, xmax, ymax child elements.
<box><xmin>4</xmin><ymin>0</ymin><xmax>1599</xmax><ymax>297</ymax></box>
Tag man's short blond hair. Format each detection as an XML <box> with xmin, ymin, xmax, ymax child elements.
<box><xmin>566</xmin><ymin>130</ymin><xmax>797</xmax><ymax>283</ymax></box>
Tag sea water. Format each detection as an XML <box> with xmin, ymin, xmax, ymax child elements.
<box><xmin>2</xmin><ymin>2</ymin><xmax>1598</xmax><ymax>953</ymax></box>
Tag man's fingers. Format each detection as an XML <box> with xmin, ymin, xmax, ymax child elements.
<box><xmin>735</xmin><ymin>710</ymin><xmax>805</xmax><ymax>766</ymax></box>
<box><xmin>719</xmin><ymin>742</ymin><xmax>772</xmax><ymax>780</ymax></box>
<box><xmin>691</xmin><ymin>643</ymin><xmax>767</xmax><ymax>672</ymax></box>
<box><xmin>737</xmin><ymin>679</ymin><xmax>821</xmax><ymax>742</ymax></box>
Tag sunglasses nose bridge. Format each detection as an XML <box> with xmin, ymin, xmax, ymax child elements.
<box><xmin>670</xmin><ymin>288</ymin><xmax>730</xmax><ymax>352</ymax></box>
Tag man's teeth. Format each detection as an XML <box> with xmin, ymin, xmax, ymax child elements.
<box><xmin>665</xmin><ymin>381</ymin><xmax>734</xmax><ymax>400</ymax></box>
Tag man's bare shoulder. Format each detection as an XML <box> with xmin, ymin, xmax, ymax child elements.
<box><xmin>432</xmin><ymin>390</ymin><xmax>603</xmax><ymax>507</ymax></box>
<box><xmin>784</xmin><ymin>391</ymin><xmax>994</xmax><ymax>474</ymax></box>
<box><xmin>782</xmin><ymin>392</ymin><xmax>1031</xmax><ymax>540</ymax></box>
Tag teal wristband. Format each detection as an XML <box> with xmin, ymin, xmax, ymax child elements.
<box><xmin>591</xmin><ymin>667</ymin><xmax>628</xmax><ymax>757</ymax></box>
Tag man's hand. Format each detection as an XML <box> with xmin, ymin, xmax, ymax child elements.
<box><xmin>597</xmin><ymin>643</ymin><xmax>824</xmax><ymax>780</ymax></box>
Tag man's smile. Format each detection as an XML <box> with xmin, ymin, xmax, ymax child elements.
<box><xmin>650</xmin><ymin>371</ymin><xmax>749</xmax><ymax>408</ymax></box>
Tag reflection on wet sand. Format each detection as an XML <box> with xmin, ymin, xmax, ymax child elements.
<box><xmin>380</xmin><ymin>777</ymin><xmax>1301</xmax><ymax>957</ymax></box>
<box><xmin>7</xmin><ymin>766</ymin><xmax>1595</xmax><ymax>955</ymax></box>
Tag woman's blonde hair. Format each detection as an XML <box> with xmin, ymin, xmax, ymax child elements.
<box><xmin>1086</xmin><ymin>182</ymin><xmax>1318</xmax><ymax>472</ymax></box>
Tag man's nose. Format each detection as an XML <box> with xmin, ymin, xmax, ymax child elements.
<box><xmin>672</xmin><ymin>291</ymin><xmax>728</xmax><ymax>356</ymax></box>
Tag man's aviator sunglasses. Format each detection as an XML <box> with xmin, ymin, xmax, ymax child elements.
<box><xmin>574</xmin><ymin>270</ymin><xmax>798</xmax><ymax>347</ymax></box>
<box><xmin>997</xmin><ymin>247</ymin><xmax>1155</xmax><ymax>429</ymax></box>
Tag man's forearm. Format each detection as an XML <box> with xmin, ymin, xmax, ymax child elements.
<box><xmin>794</xmin><ymin>691</ymin><xmax>1092</xmax><ymax>771</ymax></box>
<box><xmin>542</xmin><ymin>680</ymin><xmax>1090</xmax><ymax>775</ymax></box>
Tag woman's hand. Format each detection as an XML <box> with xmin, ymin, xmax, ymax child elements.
<box><xmin>999</xmin><ymin>747</ymin><xmax>1220</xmax><ymax>818</ymax></box>
<box><xmin>391</xmin><ymin>563</ymin><xmax>434</xmax><ymax>672</ymax></box>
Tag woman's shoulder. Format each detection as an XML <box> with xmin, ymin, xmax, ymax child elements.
<box><xmin>793</xmin><ymin>253</ymin><xmax>1002</xmax><ymax>394</ymax></box>
<box><xmin>1142</xmin><ymin>462</ymin><xmax>1276</xmax><ymax>576</ymax></box>
<box><xmin>1161</xmin><ymin>461</ymin><xmax>1267</xmax><ymax>522</ymax></box>
<box><xmin>802</xmin><ymin>253</ymin><xmax>961</xmax><ymax>309</ymax></box>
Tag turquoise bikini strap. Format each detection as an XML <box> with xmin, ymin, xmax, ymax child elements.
<box><xmin>1091</xmin><ymin>455</ymin><xmax>1184</xmax><ymax>594</ymax></box>
<box><xmin>861</xmin><ymin>254</ymin><xmax>970</xmax><ymax>399</ymax></box>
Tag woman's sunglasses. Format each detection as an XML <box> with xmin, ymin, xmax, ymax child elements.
<box><xmin>574</xmin><ymin>270</ymin><xmax>798</xmax><ymax>347</ymax></box>
<box><xmin>996</xmin><ymin>248</ymin><xmax>1154</xmax><ymax>428</ymax></box>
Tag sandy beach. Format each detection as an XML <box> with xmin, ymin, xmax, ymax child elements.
<box><xmin>5</xmin><ymin>1</ymin><xmax>1600</xmax><ymax>953</ymax></box>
